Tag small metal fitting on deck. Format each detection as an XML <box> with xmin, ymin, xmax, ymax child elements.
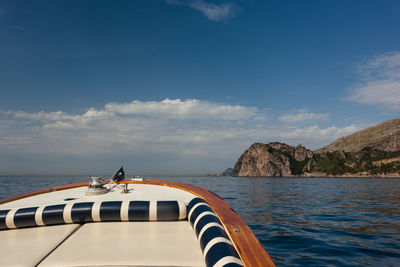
<box><xmin>85</xmin><ymin>176</ymin><xmax>108</xmax><ymax>196</ymax></box>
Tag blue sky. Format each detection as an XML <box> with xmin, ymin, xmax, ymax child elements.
<box><xmin>0</xmin><ymin>0</ymin><xmax>399</xmax><ymax>175</ymax></box>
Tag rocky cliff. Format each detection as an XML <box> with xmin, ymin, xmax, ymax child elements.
<box><xmin>232</xmin><ymin>118</ymin><xmax>400</xmax><ymax>177</ymax></box>
<box><xmin>232</xmin><ymin>142</ymin><xmax>314</xmax><ymax>177</ymax></box>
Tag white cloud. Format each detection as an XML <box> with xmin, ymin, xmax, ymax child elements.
<box><xmin>236</xmin><ymin>124</ymin><xmax>361</xmax><ymax>149</ymax></box>
<box><xmin>105</xmin><ymin>98</ymin><xmax>258</xmax><ymax>120</ymax></box>
<box><xmin>347</xmin><ymin>51</ymin><xmax>400</xmax><ymax>110</ymax></box>
<box><xmin>166</xmin><ymin>0</ymin><xmax>236</xmax><ymax>21</ymax></box>
<box><xmin>278</xmin><ymin>125</ymin><xmax>360</xmax><ymax>143</ymax></box>
<box><xmin>0</xmin><ymin>99</ymin><xmax>360</xmax><ymax>174</ymax></box>
<box><xmin>278</xmin><ymin>111</ymin><xmax>330</xmax><ymax>123</ymax></box>
<box><xmin>5</xmin><ymin>110</ymin><xmax>67</xmax><ymax>121</ymax></box>
<box><xmin>1</xmin><ymin>98</ymin><xmax>265</xmax><ymax>153</ymax></box>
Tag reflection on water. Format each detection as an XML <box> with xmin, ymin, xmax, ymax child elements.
<box><xmin>0</xmin><ymin>176</ymin><xmax>399</xmax><ymax>266</ymax></box>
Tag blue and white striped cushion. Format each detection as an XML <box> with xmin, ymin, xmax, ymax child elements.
<box><xmin>0</xmin><ymin>197</ymin><xmax>245</xmax><ymax>267</ymax></box>
<box><xmin>0</xmin><ymin>200</ymin><xmax>186</xmax><ymax>230</ymax></box>
<box><xmin>187</xmin><ymin>197</ymin><xmax>244</xmax><ymax>267</ymax></box>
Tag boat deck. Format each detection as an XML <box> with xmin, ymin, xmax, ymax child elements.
<box><xmin>1</xmin><ymin>221</ymin><xmax>205</xmax><ymax>267</ymax></box>
<box><xmin>0</xmin><ymin>179</ymin><xmax>276</xmax><ymax>267</ymax></box>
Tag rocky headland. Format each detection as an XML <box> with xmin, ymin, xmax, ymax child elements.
<box><xmin>232</xmin><ymin>143</ymin><xmax>314</xmax><ymax>177</ymax></box>
<box><xmin>232</xmin><ymin>118</ymin><xmax>400</xmax><ymax>177</ymax></box>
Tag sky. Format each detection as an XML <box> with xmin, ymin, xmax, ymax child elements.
<box><xmin>0</xmin><ymin>0</ymin><xmax>399</xmax><ymax>176</ymax></box>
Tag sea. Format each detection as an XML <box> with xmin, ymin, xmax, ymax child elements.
<box><xmin>0</xmin><ymin>175</ymin><xmax>399</xmax><ymax>267</ymax></box>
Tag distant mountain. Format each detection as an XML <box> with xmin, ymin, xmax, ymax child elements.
<box><xmin>315</xmin><ymin>118</ymin><xmax>400</xmax><ymax>153</ymax></box>
<box><xmin>232</xmin><ymin>118</ymin><xmax>400</xmax><ymax>177</ymax></box>
<box><xmin>208</xmin><ymin>168</ymin><xmax>234</xmax><ymax>177</ymax></box>
<box><xmin>221</xmin><ymin>168</ymin><xmax>233</xmax><ymax>176</ymax></box>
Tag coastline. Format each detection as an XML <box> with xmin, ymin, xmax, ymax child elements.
<box><xmin>301</xmin><ymin>172</ymin><xmax>400</xmax><ymax>178</ymax></box>
<box><xmin>226</xmin><ymin>173</ymin><xmax>400</xmax><ymax>178</ymax></box>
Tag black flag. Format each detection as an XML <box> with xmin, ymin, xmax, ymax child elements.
<box><xmin>111</xmin><ymin>166</ymin><xmax>125</xmax><ymax>182</ymax></box>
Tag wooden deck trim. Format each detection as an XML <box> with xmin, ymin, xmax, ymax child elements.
<box><xmin>0</xmin><ymin>179</ymin><xmax>275</xmax><ymax>267</ymax></box>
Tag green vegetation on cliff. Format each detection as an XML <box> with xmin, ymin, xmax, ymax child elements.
<box><xmin>313</xmin><ymin>148</ymin><xmax>400</xmax><ymax>175</ymax></box>
<box><xmin>283</xmin><ymin>152</ymin><xmax>311</xmax><ymax>175</ymax></box>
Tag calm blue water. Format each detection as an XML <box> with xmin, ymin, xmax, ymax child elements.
<box><xmin>0</xmin><ymin>176</ymin><xmax>399</xmax><ymax>267</ymax></box>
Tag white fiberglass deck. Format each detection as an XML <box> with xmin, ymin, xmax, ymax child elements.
<box><xmin>0</xmin><ymin>224</ymin><xmax>80</xmax><ymax>266</ymax></box>
<box><xmin>39</xmin><ymin>221</ymin><xmax>205</xmax><ymax>267</ymax></box>
<box><xmin>0</xmin><ymin>221</ymin><xmax>205</xmax><ymax>267</ymax></box>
